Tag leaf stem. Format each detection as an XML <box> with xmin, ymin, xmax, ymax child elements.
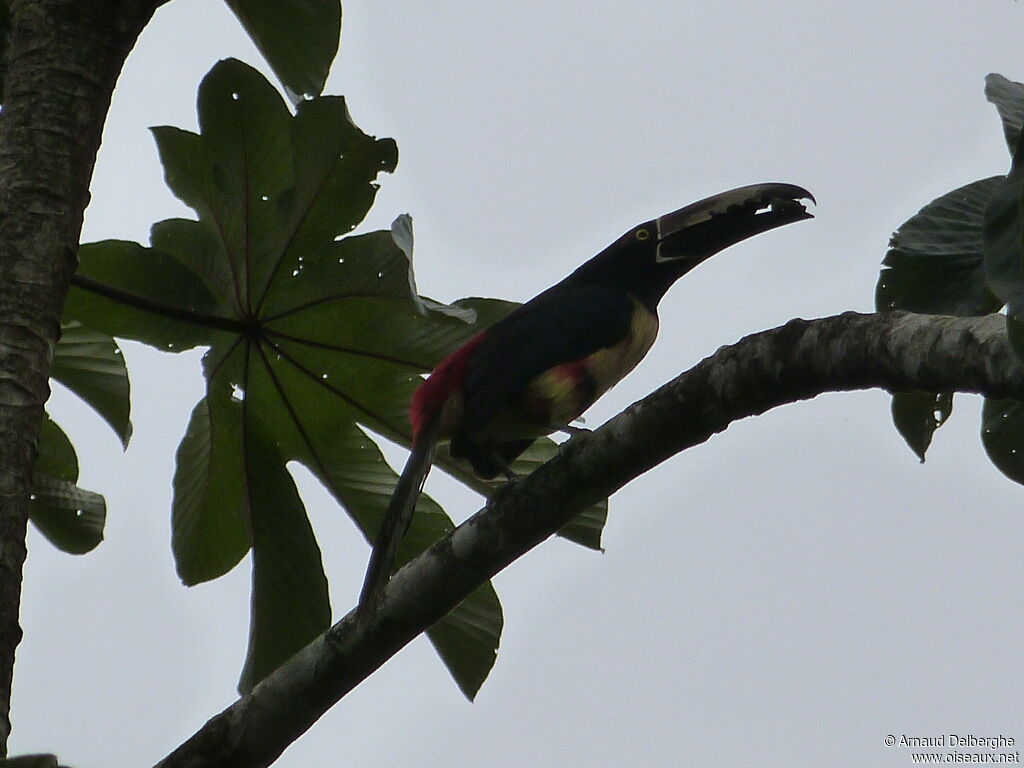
<box><xmin>70</xmin><ymin>273</ymin><xmax>249</xmax><ymax>334</ymax></box>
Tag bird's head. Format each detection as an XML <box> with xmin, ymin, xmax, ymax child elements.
<box><xmin>586</xmin><ymin>183</ymin><xmax>815</xmax><ymax>310</ymax></box>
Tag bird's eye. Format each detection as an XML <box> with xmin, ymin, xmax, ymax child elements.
<box><xmin>635</xmin><ymin>228</ymin><xmax>650</xmax><ymax>241</ymax></box>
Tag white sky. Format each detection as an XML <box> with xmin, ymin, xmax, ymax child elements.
<box><xmin>11</xmin><ymin>1</ymin><xmax>1024</xmax><ymax>766</ymax></box>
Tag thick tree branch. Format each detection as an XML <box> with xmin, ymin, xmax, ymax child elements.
<box><xmin>156</xmin><ymin>310</ymin><xmax>1023</xmax><ymax>768</ymax></box>
<box><xmin>0</xmin><ymin>0</ymin><xmax>160</xmax><ymax>751</ymax></box>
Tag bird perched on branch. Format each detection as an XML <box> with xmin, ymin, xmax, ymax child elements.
<box><xmin>359</xmin><ymin>182</ymin><xmax>814</xmax><ymax>612</ymax></box>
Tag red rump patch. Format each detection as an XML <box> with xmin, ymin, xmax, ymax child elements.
<box><xmin>410</xmin><ymin>331</ymin><xmax>488</xmax><ymax>441</ymax></box>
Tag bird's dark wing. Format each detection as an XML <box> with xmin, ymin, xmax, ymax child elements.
<box><xmin>458</xmin><ymin>284</ymin><xmax>635</xmax><ymax>434</ymax></box>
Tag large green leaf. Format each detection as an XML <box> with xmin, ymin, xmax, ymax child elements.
<box><xmin>981</xmin><ymin>398</ymin><xmax>1024</xmax><ymax>485</ymax></box>
<box><xmin>983</xmin><ymin>128</ymin><xmax>1024</xmax><ymax>321</ymax></box>
<box><xmin>875</xmin><ymin>176</ymin><xmax>1001</xmax><ymax>460</ymax></box>
<box><xmin>983</xmin><ymin>127</ymin><xmax>1024</xmax><ymax>373</ymax></box>
<box><xmin>29</xmin><ymin>477</ymin><xmax>105</xmax><ymax>555</ymax></box>
<box><xmin>979</xmin><ymin>108</ymin><xmax>1024</xmax><ymax>483</ymax></box>
<box><xmin>878</xmin><ymin>74</ymin><xmax>1024</xmax><ymax>464</ymax></box>
<box><xmin>68</xmin><ymin>59</ymin><xmax>558</xmax><ymax>696</ymax></box>
<box><xmin>171</xmin><ymin>386</ymin><xmax>249</xmax><ymax>584</ymax></box>
<box><xmin>982</xmin><ymin>73</ymin><xmax>1024</xmax><ymax>362</ymax></box>
<box><xmin>876</xmin><ymin>177</ymin><xmax>1003</xmax><ymax>316</ymax></box>
<box><xmin>51</xmin><ymin>323</ymin><xmax>131</xmax><ymax>447</ymax></box>
<box><xmin>225</xmin><ymin>1</ymin><xmax>340</xmax><ymax>100</ymax></box>
<box><xmin>426</xmin><ymin>582</ymin><xmax>503</xmax><ymax>701</ymax></box>
<box><xmin>34</xmin><ymin>414</ymin><xmax>77</xmax><ymax>483</ymax></box>
<box><xmin>240</xmin><ymin>397</ymin><xmax>331</xmax><ymax>693</ymax></box>
<box><xmin>890</xmin><ymin>391</ymin><xmax>953</xmax><ymax>463</ymax></box>
<box><xmin>29</xmin><ymin>416</ymin><xmax>105</xmax><ymax>555</ymax></box>
<box><xmin>985</xmin><ymin>73</ymin><xmax>1024</xmax><ymax>154</ymax></box>
<box><xmin>65</xmin><ymin>240</ymin><xmax>223</xmax><ymax>352</ymax></box>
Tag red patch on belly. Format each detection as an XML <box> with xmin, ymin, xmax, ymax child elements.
<box><xmin>518</xmin><ymin>359</ymin><xmax>595</xmax><ymax>426</ymax></box>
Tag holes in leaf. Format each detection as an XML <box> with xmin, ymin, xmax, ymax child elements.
<box><xmin>231</xmin><ymin>384</ymin><xmax>246</xmax><ymax>401</ymax></box>
<box><xmin>231</xmin><ymin>92</ymin><xmax>241</xmax><ymax>101</ymax></box>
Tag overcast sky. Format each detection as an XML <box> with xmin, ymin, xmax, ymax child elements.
<box><xmin>11</xmin><ymin>1</ymin><xmax>1024</xmax><ymax>766</ymax></box>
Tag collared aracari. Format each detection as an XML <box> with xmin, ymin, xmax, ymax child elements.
<box><xmin>359</xmin><ymin>182</ymin><xmax>814</xmax><ymax>611</ymax></box>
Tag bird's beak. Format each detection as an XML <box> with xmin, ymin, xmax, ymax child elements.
<box><xmin>654</xmin><ymin>183</ymin><xmax>815</xmax><ymax>264</ymax></box>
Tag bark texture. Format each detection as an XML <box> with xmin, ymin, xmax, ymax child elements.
<box><xmin>156</xmin><ymin>310</ymin><xmax>1024</xmax><ymax>768</ymax></box>
<box><xmin>0</xmin><ymin>0</ymin><xmax>159</xmax><ymax>751</ymax></box>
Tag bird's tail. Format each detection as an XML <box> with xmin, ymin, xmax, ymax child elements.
<box><xmin>358</xmin><ymin>419</ymin><xmax>440</xmax><ymax>615</ymax></box>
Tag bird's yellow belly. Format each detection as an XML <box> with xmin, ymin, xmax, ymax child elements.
<box><xmin>517</xmin><ymin>300</ymin><xmax>659</xmax><ymax>429</ymax></box>
<box><xmin>586</xmin><ymin>301</ymin><xmax>659</xmax><ymax>401</ymax></box>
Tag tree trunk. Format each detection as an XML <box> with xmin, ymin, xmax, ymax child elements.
<box><xmin>0</xmin><ymin>0</ymin><xmax>159</xmax><ymax>751</ymax></box>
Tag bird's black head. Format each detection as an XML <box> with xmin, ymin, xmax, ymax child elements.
<box><xmin>575</xmin><ymin>183</ymin><xmax>815</xmax><ymax>312</ymax></box>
